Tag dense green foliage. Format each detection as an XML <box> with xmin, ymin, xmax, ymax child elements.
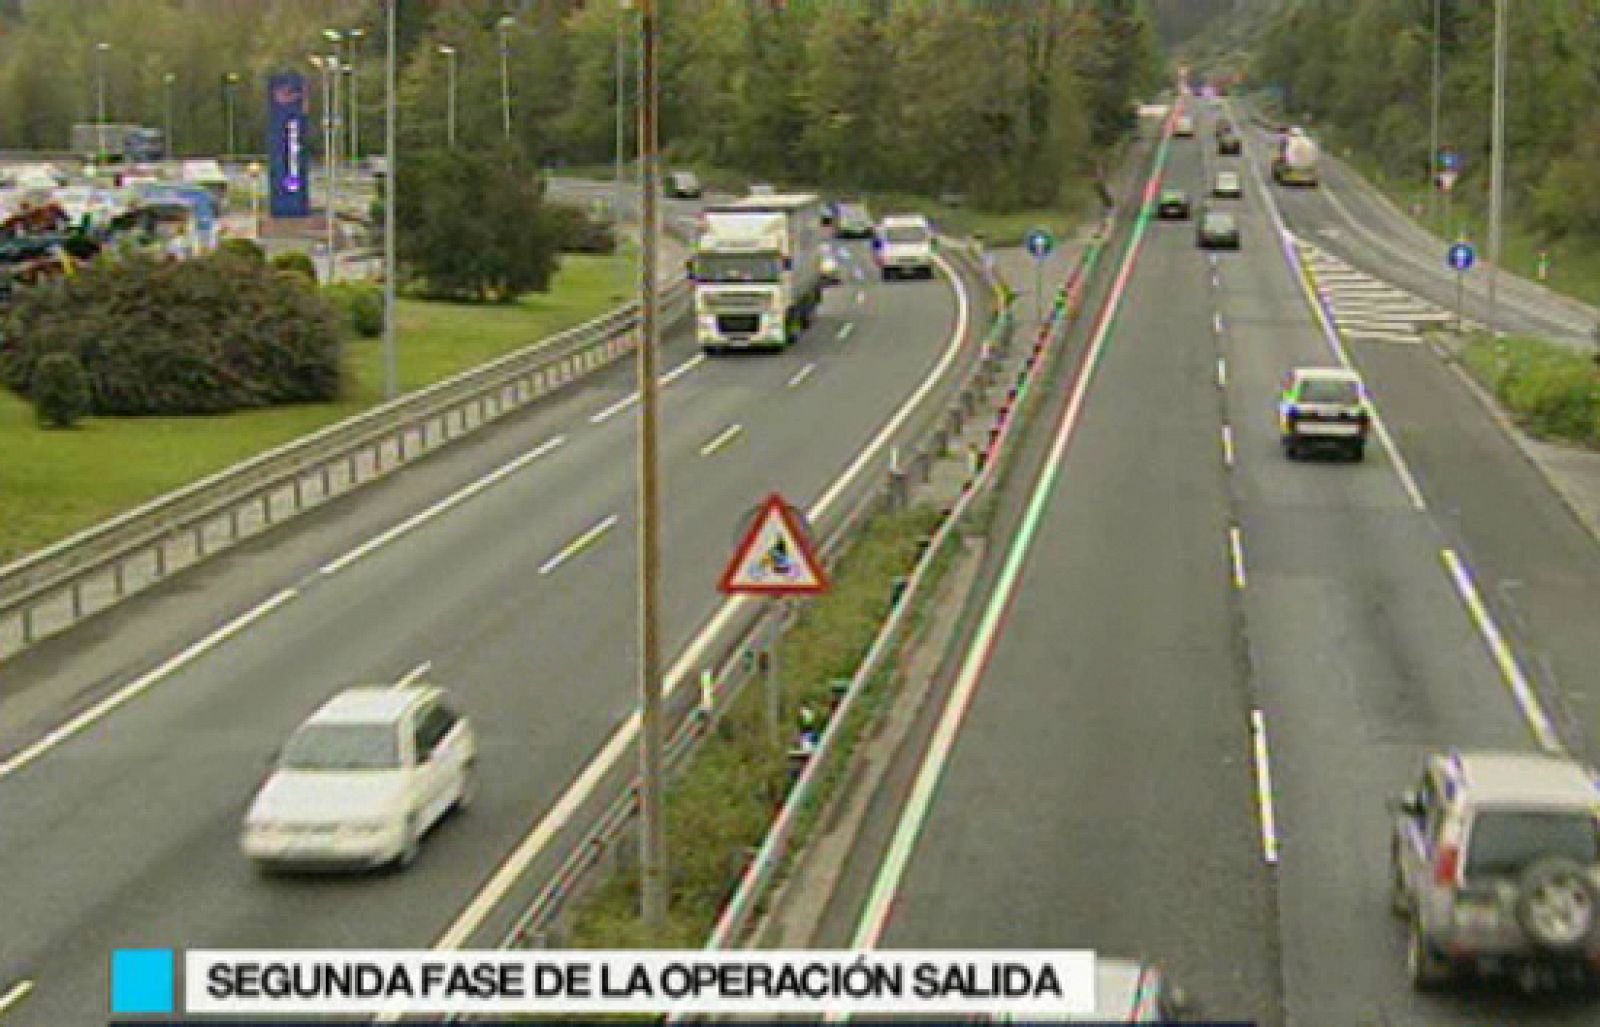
<box><xmin>1462</xmin><ymin>335</ymin><xmax>1600</xmax><ymax>447</ymax></box>
<box><xmin>545</xmin><ymin>202</ymin><xmax>617</xmax><ymax>255</ymax></box>
<box><xmin>395</xmin><ymin>145</ymin><xmax>559</xmax><ymax>302</ymax></box>
<box><xmin>1254</xmin><ymin>1</ymin><xmax>1600</xmax><ymax>245</ymax></box>
<box><xmin>30</xmin><ymin>352</ymin><xmax>90</xmax><ymax>429</ymax></box>
<box><xmin>1</xmin><ymin>252</ymin><xmax>342</xmax><ymax>415</ymax></box>
<box><xmin>216</xmin><ymin>237</ymin><xmax>268</xmax><ymax>264</ymax></box>
<box><xmin>271</xmin><ymin>250</ymin><xmax>318</xmax><ymax>283</ymax></box>
<box><xmin>0</xmin><ymin>1</ymin><xmax>1162</xmax><ymax>214</ymax></box>
<box><xmin>323</xmin><ymin>282</ymin><xmax>384</xmax><ymax>338</ymax></box>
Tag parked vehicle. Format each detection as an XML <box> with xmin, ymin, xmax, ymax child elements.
<box><xmin>691</xmin><ymin>193</ymin><xmax>826</xmax><ymax>352</ymax></box>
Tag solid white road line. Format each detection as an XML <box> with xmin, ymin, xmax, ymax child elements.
<box><xmin>536</xmin><ymin>515</ymin><xmax>620</xmax><ymax>576</ymax></box>
<box><xmin>1216</xmin><ymin>356</ymin><xmax>1228</xmax><ymax>389</ymax></box>
<box><xmin>394</xmin><ymin>661</ymin><xmax>433</xmax><ymax>689</ymax></box>
<box><xmin>1221</xmin><ymin>424</ymin><xmax>1235</xmax><ymax>468</ymax></box>
<box><xmin>320</xmin><ymin>436</ymin><xmax>568</xmax><ymax>576</ymax></box>
<box><xmin>423</xmin><ymin>251</ymin><xmax>974</xmax><ymax>960</ymax></box>
<box><xmin>1249</xmin><ymin>709</ymin><xmax>1281</xmax><ymax>865</ymax></box>
<box><xmin>1440</xmin><ymin>548</ymin><xmax>1564</xmax><ymax>754</ymax></box>
<box><xmin>699</xmin><ymin>424</ymin><xmax>744</xmax><ymax>457</ymax></box>
<box><xmin>0</xmin><ymin>981</ymin><xmax>34</xmax><ymax>1017</ymax></box>
<box><xmin>1229</xmin><ymin>526</ymin><xmax>1248</xmax><ymax>590</ymax></box>
<box><xmin>787</xmin><ymin>363</ymin><xmax>816</xmax><ymax>389</ymax></box>
<box><xmin>0</xmin><ymin>588</ymin><xmax>299</xmax><ymax>780</ymax></box>
<box><xmin>837</xmin><ymin>322</ymin><xmax>855</xmax><ymax>341</ymax></box>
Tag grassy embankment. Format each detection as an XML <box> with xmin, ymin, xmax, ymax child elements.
<box><xmin>1459</xmin><ymin>334</ymin><xmax>1600</xmax><ymax>450</ymax></box>
<box><xmin>0</xmin><ymin>251</ymin><xmax>634</xmax><ymax>564</ymax></box>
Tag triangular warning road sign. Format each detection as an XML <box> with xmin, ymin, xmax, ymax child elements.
<box><xmin>718</xmin><ymin>493</ymin><xmax>831</xmax><ymax>596</ymax></box>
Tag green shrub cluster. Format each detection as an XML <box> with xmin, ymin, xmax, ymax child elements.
<box><xmin>1</xmin><ymin>252</ymin><xmax>342</xmax><ymax>416</ymax></box>
<box><xmin>323</xmin><ymin>283</ymin><xmax>384</xmax><ymax>339</ymax></box>
<box><xmin>31</xmin><ymin>351</ymin><xmax>90</xmax><ymax>428</ymax></box>
<box><xmin>1462</xmin><ymin>335</ymin><xmax>1600</xmax><ymax>447</ymax></box>
<box><xmin>546</xmin><ymin>202</ymin><xmax>618</xmax><ymax>255</ymax></box>
<box><xmin>271</xmin><ymin>250</ymin><xmax>318</xmax><ymax>284</ymax></box>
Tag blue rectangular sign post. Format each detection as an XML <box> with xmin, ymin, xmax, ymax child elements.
<box><xmin>267</xmin><ymin>73</ymin><xmax>311</xmax><ymax>218</ymax></box>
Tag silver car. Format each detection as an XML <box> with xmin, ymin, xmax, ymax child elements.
<box><xmin>1389</xmin><ymin>749</ymin><xmax>1600</xmax><ymax>991</ymax></box>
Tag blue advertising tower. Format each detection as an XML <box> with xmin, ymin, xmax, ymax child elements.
<box><xmin>267</xmin><ymin>73</ymin><xmax>311</xmax><ymax>218</ymax></box>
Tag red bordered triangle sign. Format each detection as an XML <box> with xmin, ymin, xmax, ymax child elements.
<box><xmin>718</xmin><ymin>493</ymin><xmax>830</xmax><ymax>596</ymax></box>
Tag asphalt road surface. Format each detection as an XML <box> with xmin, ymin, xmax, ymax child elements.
<box><xmin>815</xmin><ymin>105</ymin><xmax>1600</xmax><ymax>1027</ymax></box>
<box><xmin>0</xmin><ymin>196</ymin><xmax>985</xmax><ymax>1024</ymax></box>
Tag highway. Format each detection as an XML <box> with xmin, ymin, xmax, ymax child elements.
<box><xmin>0</xmin><ymin>195</ymin><xmax>988</xmax><ymax>1024</ymax></box>
<box><xmin>811</xmin><ymin>104</ymin><xmax>1600</xmax><ymax>1026</ymax></box>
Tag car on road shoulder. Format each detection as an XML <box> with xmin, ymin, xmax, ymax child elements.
<box><xmin>1389</xmin><ymin>749</ymin><xmax>1600</xmax><ymax>992</ymax></box>
<box><xmin>242</xmin><ymin>685</ymin><xmax>476</xmax><ymax>872</ymax></box>
<box><xmin>1196</xmin><ymin>209</ymin><xmax>1240</xmax><ymax>249</ymax></box>
<box><xmin>1277</xmin><ymin>367</ymin><xmax>1369</xmax><ymax>460</ymax></box>
<box><xmin>1156</xmin><ymin>188</ymin><xmax>1190</xmax><ymax>220</ymax></box>
<box><xmin>1213</xmin><ymin>170</ymin><xmax>1243</xmax><ymax>199</ymax></box>
<box><xmin>980</xmin><ymin>958</ymin><xmax>1193</xmax><ymax>1022</ymax></box>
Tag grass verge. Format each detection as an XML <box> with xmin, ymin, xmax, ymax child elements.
<box><xmin>559</xmin><ymin>504</ymin><xmax>948</xmax><ymax>950</ymax></box>
<box><xmin>1458</xmin><ymin>334</ymin><xmax>1600</xmax><ymax>449</ymax></box>
<box><xmin>0</xmin><ymin>251</ymin><xmax>637</xmax><ymax>565</ymax></box>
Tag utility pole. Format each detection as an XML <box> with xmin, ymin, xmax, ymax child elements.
<box><xmin>636</xmin><ymin>0</ymin><xmax>667</xmax><ymax>930</ymax></box>
<box><xmin>383</xmin><ymin>0</ymin><xmax>399</xmax><ymax>400</ymax></box>
<box><xmin>439</xmin><ymin>45</ymin><xmax>458</xmax><ymax>149</ymax></box>
<box><xmin>615</xmin><ymin>0</ymin><xmax>632</xmax><ymax>218</ymax></box>
<box><xmin>498</xmin><ymin>15</ymin><xmax>516</xmax><ymax>143</ymax></box>
<box><xmin>162</xmin><ymin>71</ymin><xmax>176</xmax><ymax>157</ymax></box>
<box><xmin>1429</xmin><ymin>0</ymin><xmax>1441</xmax><ymax>227</ymax></box>
<box><xmin>224</xmin><ymin>71</ymin><xmax>240</xmax><ymax>159</ymax></box>
<box><xmin>348</xmin><ymin>28</ymin><xmax>364</xmax><ymax>166</ymax></box>
<box><xmin>1488</xmin><ymin>0</ymin><xmax>1506</xmax><ymax>332</ymax></box>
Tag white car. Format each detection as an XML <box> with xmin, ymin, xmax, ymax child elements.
<box><xmin>873</xmin><ymin>213</ymin><xmax>937</xmax><ymax>280</ymax></box>
<box><xmin>1213</xmin><ymin>170</ymin><xmax>1243</xmax><ymax>198</ymax></box>
<box><xmin>242</xmin><ymin>685</ymin><xmax>476</xmax><ymax>871</ymax></box>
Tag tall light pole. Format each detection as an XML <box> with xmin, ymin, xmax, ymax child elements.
<box><xmin>616</xmin><ymin>1</ymin><xmax>632</xmax><ymax>217</ymax></box>
<box><xmin>636</xmin><ymin>0</ymin><xmax>667</xmax><ymax>930</ymax></box>
<box><xmin>223</xmin><ymin>71</ymin><xmax>240</xmax><ymax>158</ymax></box>
<box><xmin>162</xmin><ymin>71</ymin><xmax>176</xmax><ymax>157</ymax></box>
<box><xmin>1429</xmin><ymin>0</ymin><xmax>1441</xmax><ymax>227</ymax></box>
<box><xmin>347</xmin><ymin>28</ymin><xmax>364</xmax><ymax>167</ymax></box>
<box><xmin>497</xmin><ymin>14</ymin><xmax>516</xmax><ymax>143</ymax></box>
<box><xmin>94</xmin><ymin>42</ymin><xmax>110</xmax><ymax>160</ymax></box>
<box><xmin>383</xmin><ymin>0</ymin><xmax>398</xmax><ymax>400</ymax></box>
<box><xmin>1488</xmin><ymin>0</ymin><xmax>1506</xmax><ymax>331</ymax></box>
<box><xmin>311</xmin><ymin>55</ymin><xmax>337</xmax><ymax>283</ymax></box>
<box><xmin>438</xmin><ymin>45</ymin><xmax>458</xmax><ymax>149</ymax></box>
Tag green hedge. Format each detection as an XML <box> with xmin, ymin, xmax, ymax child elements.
<box><xmin>1461</xmin><ymin>334</ymin><xmax>1600</xmax><ymax>448</ymax></box>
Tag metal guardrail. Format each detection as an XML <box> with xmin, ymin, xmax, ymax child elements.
<box><xmin>466</xmin><ymin>239</ymin><xmax>1029</xmax><ymax>969</ymax></box>
<box><xmin>0</xmin><ymin>254</ymin><xmax>692</xmax><ymax>661</ymax></box>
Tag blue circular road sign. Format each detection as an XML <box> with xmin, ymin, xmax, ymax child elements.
<box><xmin>1439</xmin><ymin>148</ymin><xmax>1460</xmax><ymax>172</ymax></box>
<box><xmin>1448</xmin><ymin>242</ymin><xmax>1476</xmax><ymax>272</ymax></box>
<box><xmin>1025</xmin><ymin>228</ymin><xmax>1055</xmax><ymax>260</ymax></box>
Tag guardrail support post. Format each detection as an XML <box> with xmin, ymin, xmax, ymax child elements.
<box><xmin>71</xmin><ymin>581</ymin><xmax>83</xmax><ymax>620</ymax></box>
<box><xmin>886</xmin><ymin>469</ymin><xmax>909</xmax><ymax>512</ymax></box>
<box><xmin>292</xmin><ymin>476</ymin><xmax>304</xmax><ymax>511</ymax></box>
<box><xmin>155</xmin><ymin>540</ymin><xmax>167</xmax><ymax>578</ymax></box>
<box><xmin>262</xmin><ymin>492</ymin><xmax>274</xmax><ymax>526</ymax></box>
<box><xmin>948</xmin><ymin>406</ymin><xmax>964</xmax><ymax>437</ymax></box>
<box><xmin>194</xmin><ymin>523</ymin><xmax>206</xmax><ymax>559</ymax></box>
<box><xmin>913</xmin><ymin>449</ymin><xmax>932</xmax><ymax>485</ymax></box>
<box><xmin>113</xmin><ymin>559</ymin><xmax>126</xmax><ymax>598</ymax></box>
<box><xmin>321</xmin><ymin>464</ymin><xmax>332</xmax><ymax>499</ymax></box>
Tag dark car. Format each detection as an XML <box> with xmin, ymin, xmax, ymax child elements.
<box><xmin>1196</xmin><ymin>209</ymin><xmax>1240</xmax><ymax>249</ymax></box>
<box><xmin>832</xmin><ymin>201</ymin><xmax>875</xmax><ymax>239</ymax></box>
<box><xmin>1156</xmin><ymin>188</ymin><xmax>1190</xmax><ymax>220</ymax></box>
<box><xmin>1217</xmin><ymin>127</ymin><xmax>1242</xmax><ymax>155</ymax></box>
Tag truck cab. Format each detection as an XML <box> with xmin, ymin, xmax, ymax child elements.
<box><xmin>691</xmin><ymin>194</ymin><xmax>825</xmax><ymax>353</ymax></box>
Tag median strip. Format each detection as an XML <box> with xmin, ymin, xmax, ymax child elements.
<box><xmin>537</xmin><ymin>515</ymin><xmax>620</xmax><ymax>576</ymax></box>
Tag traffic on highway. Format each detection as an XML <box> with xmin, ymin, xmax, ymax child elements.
<box><xmin>3</xmin><ymin>3</ymin><xmax>1600</xmax><ymax>1026</ymax></box>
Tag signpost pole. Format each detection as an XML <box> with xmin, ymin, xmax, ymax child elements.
<box><xmin>1456</xmin><ymin>267</ymin><xmax>1464</xmax><ymax>333</ymax></box>
<box><xmin>1034</xmin><ymin>260</ymin><xmax>1042</xmax><ymax>325</ymax></box>
<box><xmin>766</xmin><ymin>600</ymin><xmax>782</xmax><ymax>750</ymax></box>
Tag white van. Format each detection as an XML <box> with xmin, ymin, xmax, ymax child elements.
<box><xmin>873</xmin><ymin>213</ymin><xmax>936</xmax><ymax>280</ymax></box>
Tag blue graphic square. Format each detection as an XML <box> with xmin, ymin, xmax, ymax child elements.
<box><xmin>111</xmin><ymin>949</ymin><xmax>175</xmax><ymax>1015</ymax></box>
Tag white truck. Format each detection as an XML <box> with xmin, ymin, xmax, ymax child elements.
<box><xmin>691</xmin><ymin>193</ymin><xmax>826</xmax><ymax>353</ymax></box>
<box><xmin>1271</xmin><ymin>129</ymin><xmax>1319</xmax><ymax>186</ymax></box>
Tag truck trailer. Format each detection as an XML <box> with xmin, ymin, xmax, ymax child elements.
<box><xmin>691</xmin><ymin>193</ymin><xmax>826</xmax><ymax>353</ymax></box>
<box><xmin>1271</xmin><ymin>129</ymin><xmax>1319</xmax><ymax>187</ymax></box>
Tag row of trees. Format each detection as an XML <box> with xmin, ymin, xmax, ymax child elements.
<box><xmin>0</xmin><ymin>0</ymin><xmax>1164</xmax><ymax>213</ymax></box>
<box><xmin>1253</xmin><ymin>0</ymin><xmax>1600</xmax><ymax>241</ymax></box>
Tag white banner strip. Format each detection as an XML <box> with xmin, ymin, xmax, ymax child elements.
<box><xmin>184</xmin><ymin>949</ymin><xmax>1095</xmax><ymax>1016</ymax></box>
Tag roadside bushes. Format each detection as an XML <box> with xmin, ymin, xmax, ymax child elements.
<box><xmin>0</xmin><ymin>251</ymin><xmax>342</xmax><ymax>416</ymax></box>
<box><xmin>324</xmin><ymin>282</ymin><xmax>384</xmax><ymax>339</ymax></box>
<box><xmin>546</xmin><ymin>202</ymin><xmax>618</xmax><ymax>255</ymax></box>
<box><xmin>31</xmin><ymin>352</ymin><xmax>90</xmax><ymax>428</ymax></box>
<box><xmin>271</xmin><ymin>250</ymin><xmax>318</xmax><ymax>283</ymax></box>
<box><xmin>1462</xmin><ymin>334</ymin><xmax>1600</xmax><ymax>447</ymax></box>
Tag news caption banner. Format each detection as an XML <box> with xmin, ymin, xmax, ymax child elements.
<box><xmin>102</xmin><ymin>949</ymin><xmax>1124</xmax><ymax>1020</ymax></box>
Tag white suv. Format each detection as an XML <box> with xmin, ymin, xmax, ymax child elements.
<box><xmin>873</xmin><ymin>214</ymin><xmax>937</xmax><ymax>280</ymax></box>
<box><xmin>1390</xmin><ymin>749</ymin><xmax>1600</xmax><ymax>991</ymax></box>
<box><xmin>243</xmin><ymin>685</ymin><xmax>476</xmax><ymax>871</ymax></box>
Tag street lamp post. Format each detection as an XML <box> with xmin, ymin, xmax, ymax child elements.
<box><xmin>1488</xmin><ymin>0</ymin><xmax>1506</xmax><ymax>332</ymax></box>
<box><xmin>497</xmin><ymin>14</ymin><xmax>516</xmax><ymax>143</ymax></box>
<box><xmin>383</xmin><ymin>0</ymin><xmax>398</xmax><ymax>400</ymax></box>
<box><xmin>616</xmin><ymin>1</ymin><xmax>633</xmax><ymax>217</ymax></box>
<box><xmin>438</xmin><ymin>45</ymin><xmax>458</xmax><ymax>149</ymax></box>
<box><xmin>311</xmin><ymin>55</ymin><xmax>337</xmax><ymax>283</ymax></box>
<box><xmin>223</xmin><ymin>71</ymin><xmax>240</xmax><ymax>159</ymax></box>
<box><xmin>162</xmin><ymin>71</ymin><xmax>176</xmax><ymax>157</ymax></box>
<box><xmin>1429</xmin><ymin>0</ymin><xmax>1441</xmax><ymax>227</ymax></box>
<box><xmin>247</xmin><ymin>161</ymin><xmax>263</xmax><ymax>238</ymax></box>
<box><xmin>347</xmin><ymin>28</ymin><xmax>364</xmax><ymax>166</ymax></box>
<box><xmin>94</xmin><ymin>43</ymin><xmax>110</xmax><ymax>160</ymax></box>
